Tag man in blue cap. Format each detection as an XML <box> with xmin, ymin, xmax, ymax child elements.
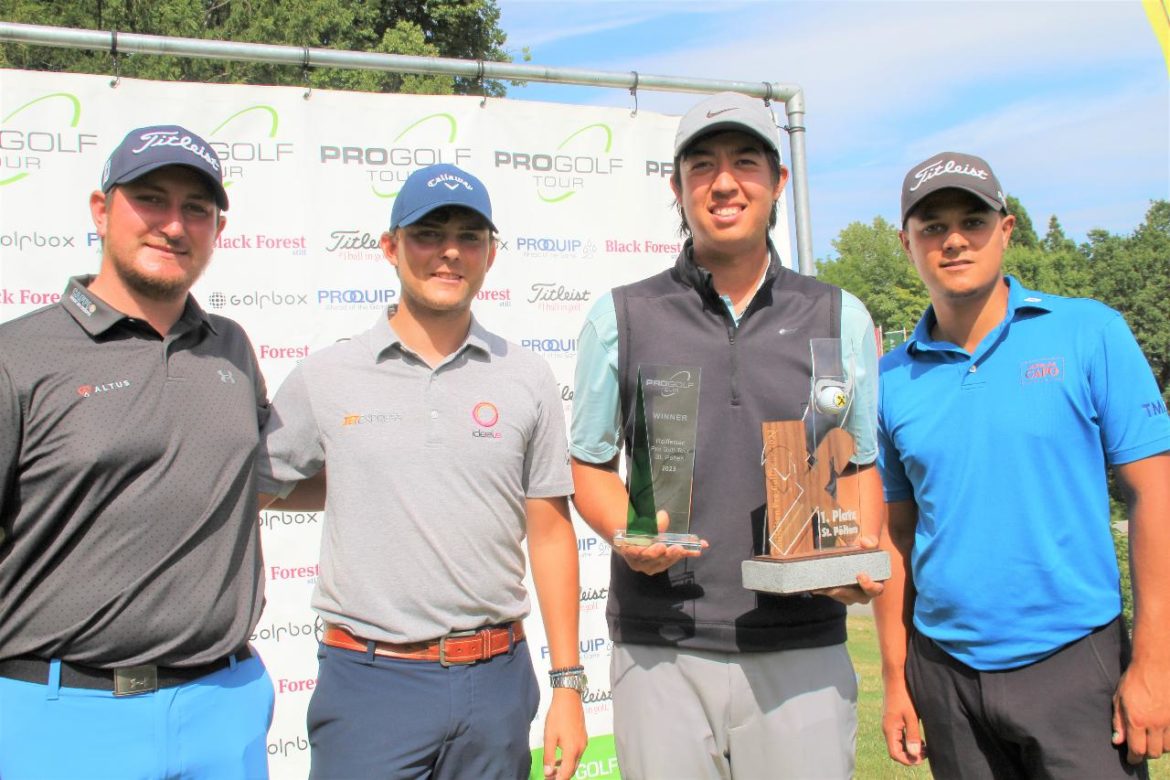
<box><xmin>0</xmin><ymin>125</ymin><xmax>273</xmax><ymax>778</ymax></box>
<box><xmin>258</xmin><ymin>163</ymin><xmax>587</xmax><ymax>779</ymax></box>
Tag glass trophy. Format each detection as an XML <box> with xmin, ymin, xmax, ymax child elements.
<box><xmin>613</xmin><ymin>365</ymin><xmax>703</xmax><ymax>551</ymax></box>
<box><xmin>741</xmin><ymin>338</ymin><xmax>890</xmax><ymax>594</ymax></box>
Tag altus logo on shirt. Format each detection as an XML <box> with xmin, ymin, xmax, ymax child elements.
<box><xmin>471</xmin><ymin>401</ymin><xmax>502</xmax><ymax>439</ymax></box>
<box><xmin>76</xmin><ymin>380</ymin><xmax>131</xmax><ymax>398</ymax></box>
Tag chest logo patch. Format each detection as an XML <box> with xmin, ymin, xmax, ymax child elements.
<box><xmin>77</xmin><ymin>380</ymin><xmax>131</xmax><ymax>398</ymax></box>
<box><xmin>471</xmin><ymin>401</ymin><xmax>502</xmax><ymax>439</ymax></box>
<box><xmin>1021</xmin><ymin>357</ymin><xmax>1063</xmax><ymax>385</ymax></box>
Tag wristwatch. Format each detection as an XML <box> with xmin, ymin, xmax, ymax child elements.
<box><xmin>548</xmin><ymin>665</ymin><xmax>588</xmax><ymax>693</ymax></box>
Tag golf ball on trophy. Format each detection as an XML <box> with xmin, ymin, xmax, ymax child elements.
<box><xmin>815</xmin><ymin>386</ymin><xmax>848</xmax><ymax>415</ymax></box>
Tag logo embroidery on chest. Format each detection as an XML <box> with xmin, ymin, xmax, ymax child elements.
<box><xmin>1020</xmin><ymin>358</ymin><xmax>1064</xmax><ymax>385</ymax></box>
<box><xmin>471</xmin><ymin>401</ymin><xmax>502</xmax><ymax>440</ymax></box>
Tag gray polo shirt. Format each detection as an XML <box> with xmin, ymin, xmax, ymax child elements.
<box><xmin>0</xmin><ymin>276</ymin><xmax>268</xmax><ymax>668</ymax></box>
<box><xmin>257</xmin><ymin>309</ymin><xmax>572</xmax><ymax>644</ymax></box>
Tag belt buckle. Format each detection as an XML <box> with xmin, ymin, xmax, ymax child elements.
<box><xmin>438</xmin><ymin>629</ymin><xmax>479</xmax><ymax>667</ymax></box>
<box><xmin>113</xmin><ymin>664</ymin><xmax>158</xmax><ymax>696</ymax></box>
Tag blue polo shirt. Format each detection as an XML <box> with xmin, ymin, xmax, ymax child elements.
<box><xmin>878</xmin><ymin>276</ymin><xmax>1170</xmax><ymax>670</ymax></box>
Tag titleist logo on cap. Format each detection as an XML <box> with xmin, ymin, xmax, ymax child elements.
<box><xmin>131</xmin><ymin>130</ymin><xmax>221</xmax><ymax>172</ymax></box>
<box><xmin>909</xmin><ymin>158</ymin><xmax>990</xmax><ymax>192</ymax></box>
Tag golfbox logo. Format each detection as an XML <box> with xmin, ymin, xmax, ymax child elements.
<box><xmin>318</xmin><ymin>113</ymin><xmax>471</xmax><ymax>200</ymax></box>
<box><xmin>0</xmin><ymin>92</ymin><xmax>96</xmax><ymax>188</ymax></box>
<box><xmin>494</xmin><ymin>123</ymin><xmax>623</xmax><ymax>204</ymax></box>
<box><xmin>208</xmin><ymin>105</ymin><xmax>294</xmax><ymax>188</ymax></box>
<box><xmin>0</xmin><ymin>231</ymin><xmax>77</xmax><ymax>252</ymax></box>
<box><xmin>258</xmin><ymin>510</ymin><xmax>321</xmax><ymax>530</ymax></box>
<box><xmin>250</xmin><ymin>616</ymin><xmax>323</xmax><ymax>644</ymax></box>
<box><xmin>206</xmin><ymin>290</ymin><xmax>310</xmax><ymax>310</ymax></box>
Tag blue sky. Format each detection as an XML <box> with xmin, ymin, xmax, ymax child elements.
<box><xmin>496</xmin><ymin>1</ymin><xmax>1169</xmax><ymax>261</ymax></box>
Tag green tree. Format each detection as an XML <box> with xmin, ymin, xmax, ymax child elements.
<box><xmin>816</xmin><ymin>216</ymin><xmax>929</xmax><ymax>339</ymax></box>
<box><xmin>1087</xmin><ymin>200</ymin><xmax>1170</xmax><ymax>400</ymax></box>
<box><xmin>1005</xmin><ymin>194</ymin><xmax>1039</xmax><ymax>249</ymax></box>
<box><xmin>0</xmin><ymin>0</ymin><xmax>519</xmax><ymax>95</ymax></box>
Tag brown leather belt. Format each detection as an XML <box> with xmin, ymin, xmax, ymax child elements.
<box><xmin>323</xmin><ymin>622</ymin><xmax>523</xmax><ymax>666</ymax></box>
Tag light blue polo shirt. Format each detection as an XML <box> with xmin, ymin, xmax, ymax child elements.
<box><xmin>571</xmin><ymin>284</ymin><xmax>879</xmax><ymax>466</ymax></box>
<box><xmin>878</xmin><ymin>276</ymin><xmax>1170</xmax><ymax>670</ymax></box>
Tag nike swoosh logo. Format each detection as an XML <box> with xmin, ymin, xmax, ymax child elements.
<box><xmin>706</xmin><ymin>108</ymin><xmax>738</xmax><ymax>118</ymax></box>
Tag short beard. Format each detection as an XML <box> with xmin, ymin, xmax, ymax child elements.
<box><xmin>114</xmin><ymin>261</ymin><xmax>197</xmax><ymax>303</ymax></box>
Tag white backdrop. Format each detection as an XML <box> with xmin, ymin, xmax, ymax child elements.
<box><xmin>0</xmin><ymin>68</ymin><xmax>791</xmax><ymax>779</ymax></box>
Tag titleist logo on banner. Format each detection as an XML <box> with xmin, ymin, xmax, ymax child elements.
<box><xmin>909</xmin><ymin>158</ymin><xmax>988</xmax><ymax>191</ymax></box>
<box><xmin>132</xmin><ymin>131</ymin><xmax>220</xmax><ymax>171</ymax></box>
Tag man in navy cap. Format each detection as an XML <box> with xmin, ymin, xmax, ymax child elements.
<box><xmin>0</xmin><ymin>125</ymin><xmax>273</xmax><ymax>778</ymax></box>
<box><xmin>258</xmin><ymin>163</ymin><xmax>587</xmax><ymax>779</ymax></box>
<box><xmin>875</xmin><ymin>151</ymin><xmax>1170</xmax><ymax>777</ymax></box>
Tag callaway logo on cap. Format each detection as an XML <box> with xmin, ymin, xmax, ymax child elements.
<box><xmin>390</xmin><ymin>163</ymin><xmax>496</xmax><ymax>232</ymax></box>
<box><xmin>101</xmin><ymin>124</ymin><xmax>229</xmax><ymax>210</ymax></box>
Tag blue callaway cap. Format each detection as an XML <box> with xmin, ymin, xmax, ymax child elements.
<box><xmin>390</xmin><ymin>164</ymin><xmax>496</xmax><ymax>232</ymax></box>
<box><xmin>101</xmin><ymin>125</ymin><xmax>229</xmax><ymax>210</ymax></box>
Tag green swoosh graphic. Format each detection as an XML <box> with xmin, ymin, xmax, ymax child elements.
<box><xmin>2</xmin><ymin>92</ymin><xmax>81</xmax><ymax>126</ymax></box>
<box><xmin>210</xmin><ymin>105</ymin><xmax>279</xmax><ymax>137</ymax></box>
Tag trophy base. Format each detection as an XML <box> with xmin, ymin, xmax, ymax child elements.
<box><xmin>613</xmin><ymin>531</ymin><xmax>703</xmax><ymax>552</ymax></box>
<box><xmin>741</xmin><ymin>549</ymin><xmax>891</xmax><ymax>595</ymax></box>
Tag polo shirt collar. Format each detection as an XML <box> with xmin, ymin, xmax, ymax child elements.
<box><xmin>906</xmin><ymin>275</ymin><xmax>1053</xmax><ymax>355</ymax></box>
<box><xmin>367</xmin><ymin>304</ymin><xmax>491</xmax><ymax>361</ymax></box>
<box><xmin>59</xmin><ymin>275</ymin><xmax>213</xmax><ymax>337</ymax></box>
<box><xmin>676</xmin><ymin>238</ymin><xmax>781</xmax><ymax>305</ymax></box>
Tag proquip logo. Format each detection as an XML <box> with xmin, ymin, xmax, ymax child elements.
<box><xmin>471</xmin><ymin>401</ymin><xmax>502</xmax><ymax>440</ymax></box>
<box><xmin>520</xmin><ymin>337</ymin><xmax>577</xmax><ymax>359</ymax></box>
<box><xmin>494</xmin><ymin>123</ymin><xmax>622</xmax><ymax>204</ymax></box>
<box><xmin>318</xmin><ymin>113</ymin><xmax>472</xmax><ymax>200</ymax></box>
<box><xmin>207</xmin><ymin>105</ymin><xmax>293</xmax><ymax>190</ymax></box>
<box><xmin>0</xmin><ymin>92</ymin><xmax>96</xmax><ymax>187</ymax></box>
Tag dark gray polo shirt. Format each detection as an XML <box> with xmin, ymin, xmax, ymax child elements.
<box><xmin>0</xmin><ymin>276</ymin><xmax>269</xmax><ymax>668</ymax></box>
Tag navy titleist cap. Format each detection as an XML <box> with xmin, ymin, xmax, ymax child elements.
<box><xmin>101</xmin><ymin>125</ymin><xmax>229</xmax><ymax>210</ymax></box>
<box><xmin>390</xmin><ymin>164</ymin><xmax>496</xmax><ymax>232</ymax></box>
<box><xmin>901</xmin><ymin>151</ymin><xmax>1007</xmax><ymax>225</ymax></box>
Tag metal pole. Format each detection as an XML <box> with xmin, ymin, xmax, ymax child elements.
<box><xmin>0</xmin><ymin>21</ymin><xmax>818</xmax><ymax>274</ymax></box>
<box><xmin>784</xmin><ymin>91</ymin><xmax>815</xmax><ymax>276</ymax></box>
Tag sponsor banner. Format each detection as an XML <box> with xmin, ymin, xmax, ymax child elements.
<box><xmin>1</xmin><ymin>69</ymin><xmax>793</xmax><ymax>780</ymax></box>
<box><xmin>530</xmin><ymin>733</ymin><xmax>621</xmax><ymax>780</ymax></box>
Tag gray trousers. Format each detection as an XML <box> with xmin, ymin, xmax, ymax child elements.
<box><xmin>610</xmin><ymin>641</ymin><xmax>857</xmax><ymax>780</ymax></box>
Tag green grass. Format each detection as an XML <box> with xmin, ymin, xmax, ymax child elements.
<box><xmin>846</xmin><ymin>615</ymin><xmax>1169</xmax><ymax>780</ymax></box>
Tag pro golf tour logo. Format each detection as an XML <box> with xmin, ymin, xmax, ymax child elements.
<box><xmin>0</xmin><ymin>91</ymin><xmax>96</xmax><ymax>188</ymax></box>
<box><xmin>494</xmin><ymin>123</ymin><xmax>623</xmax><ymax>204</ymax></box>
<box><xmin>318</xmin><ymin>112</ymin><xmax>472</xmax><ymax>200</ymax></box>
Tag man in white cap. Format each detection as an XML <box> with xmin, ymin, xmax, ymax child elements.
<box><xmin>569</xmin><ymin>92</ymin><xmax>884</xmax><ymax>778</ymax></box>
<box><xmin>258</xmin><ymin>163</ymin><xmax>586</xmax><ymax>779</ymax></box>
<box><xmin>0</xmin><ymin>125</ymin><xmax>273</xmax><ymax>778</ymax></box>
<box><xmin>875</xmin><ymin>151</ymin><xmax>1170</xmax><ymax>777</ymax></box>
